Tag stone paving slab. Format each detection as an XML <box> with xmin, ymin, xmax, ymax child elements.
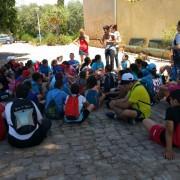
<box><xmin>0</xmin><ymin>101</ymin><xmax>180</xmax><ymax>180</ymax></box>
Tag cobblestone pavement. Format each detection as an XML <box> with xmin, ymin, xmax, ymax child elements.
<box><xmin>0</xmin><ymin>102</ymin><xmax>180</xmax><ymax>180</ymax></box>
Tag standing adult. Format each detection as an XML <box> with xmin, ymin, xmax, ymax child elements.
<box><xmin>172</xmin><ymin>20</ymin><xmax>180</xmax><ymax>80</ymax></box>
<box><xmin>111</xmin><ymin>24</ymin><xmax>121</xmax><ymax>69</ymax></box>
<box><xmin>74</xmin><ymin>29</ymin><xmax>89</xmax><ymax>64</ymax></box>
<box><xmin>101</xmin><ymin>25</ymin><xmax>116</xmax><ymax>69</ymax></box>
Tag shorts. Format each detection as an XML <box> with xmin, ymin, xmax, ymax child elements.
<box><xmin>79</xmin><ymin>50</ymin><xmax>88</xmax><ymax>56</ymax></box>
<box><xmin>149</xmin><ymin>125</ymin><xmax>166</xmax><ymax>146</ymax></box>
<box><xmin>64</xmin><ymin>109</ymin><xmax>90</xmax><ymax>123</ymax></box>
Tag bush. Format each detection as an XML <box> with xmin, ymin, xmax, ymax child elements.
<box><xmin>20</xmin><ymin>33</ymin><xmax>34</xmax><ymax>42</ymax></box>
<box><xmin>57</xmin><ymin>35</ymin><xmax>72</xmax><ymax>45</ymax></box>
<box><xmin>42</xmin><ymin>33</ymin><xmax>57</xmax><ymax>46</ymax></box>
<box><xmin>162</xmin><ymin>26</ymin><xmax>176</xmax><ymax>47</ymax></box>
<box><xmin>42</xmin><ymin>34</ymin><xmax>72</xmax><ymax>45</ymax></box>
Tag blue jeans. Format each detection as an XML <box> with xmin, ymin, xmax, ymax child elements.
<box><xmin>105</xmin><ymin>49</ymin><xmax>116</xmax><ymax>69</ymax></box>
<box><xmin>174</xmin><ymin>64</ymin><xmax>180</xmax><ymax>80</ymax></box>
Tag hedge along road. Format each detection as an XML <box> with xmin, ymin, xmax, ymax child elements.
<box><xmin>0</xmin><ymin>43</ymin><xmax>170</xmax><ymax>72</ymax></box>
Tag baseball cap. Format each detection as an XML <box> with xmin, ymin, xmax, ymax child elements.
<box><xmin>147</xmin><ymin>63</ymin><xmax>156</xmax><ymax>72</ymax></box>
<box><xmin>6</xmin><ymin>56</ymin><xmax>15</xmax><ymax>61</ymax></box>
<box><xmin>121</xmin><ymin>73</ymin><xmax>134</xmax><ymax>85</ymax></box>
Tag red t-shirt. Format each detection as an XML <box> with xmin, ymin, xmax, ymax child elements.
<box><xmin>79</xmin><ymin>39</ymin><xmax>88</xmax><ymax>54</ymax></box>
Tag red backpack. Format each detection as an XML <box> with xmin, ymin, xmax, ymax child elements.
<box><xmin>64</xmin><ymin>96</ymin><xmax>79</xmax><ymax>119</ymax></box>
<box><xmin>0</xmin><ymin>104</ymin><xmax>6</xmax><ymax>141</ymax></box>
<box><xmin>173</xmin><ymin>124</ymin><xmax>180</xmax><ymax>147</ymax></box>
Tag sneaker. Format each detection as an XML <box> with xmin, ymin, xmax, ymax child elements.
<box><xmin>106</xmin><ymin>112</ymin><xmax>116</xmax><ymax>119</ymax></box>
<box><xmin>127</xmin><ymin>119</ymin><xmax>136</xmax><ymax>125</ymax></box>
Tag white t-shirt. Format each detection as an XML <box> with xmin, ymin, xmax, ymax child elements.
<box><xmin>65</xmin><ymin>95</ymin><xmax>86</xmax><ymax>113</ymax></box>
<box><xmin>114</xmin><ymin>31</ymin><xmax>121</xmax><ymax>48</ymax></box>
<box><xmin>5</xmin><ymin>101</ymin><xmax>43</xmax><ymax>140</ymax></box>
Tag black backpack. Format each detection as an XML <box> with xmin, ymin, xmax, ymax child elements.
<box><xmin>11</xmin><ymin>99</ymin><xmax>38</xmax><ymax>135</ymax></box>
<box><xmin>45</xmin><ymin>99</ymin><xmax>61</xmax><ymax>120</ymax></box>
<box><xmin>103</xmin><ymin>73</ymin><xmax>117</xmax><ymax>93</ymax></box>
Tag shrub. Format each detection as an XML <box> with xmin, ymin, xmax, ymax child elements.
<box><xmin>20</xmin><ymin>33</ymin><xmax>34</xmax><ymax>42</ymax></box>
<box><xmin>43</xmin><ymin>33</ymin><xmax>57</xmax><ymax>46</ymax></box>
<box><xmin>162</xmin><ymin>26</ymin><xmax>176</xmax><ymax>47</ymax></box>
<box><xmin>42</xmin><ymin>34</ymin><xmax>72</xmax><ymax>45</ymax></box>
<box><xmin>57</xmin><ymin>35</ymin><xmax>72</xmax><ymax>45</ymax></box>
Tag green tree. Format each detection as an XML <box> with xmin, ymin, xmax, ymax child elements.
<box><xmin>16</xmin><ymin>4</ymin><xmax>40</xmax><ymax>37</ymax></box>
<box><xmin>67</xmin><ymin>0</ymin><xmax>84</xmax><ymax>35</ymax></box>
<box><xmin>57</xmin><ymin>0</ymin><xmax>64</xmax><ymax>6</ymax></box>
<box><xmin>40</xmin><ymin>5</ymin><xmax>69</xmax><ymax>35</ymax></box>
<box><xmin>0</xmin><ymin>0</ymin><xmax>17</xmax><ymax>33</ymax></box>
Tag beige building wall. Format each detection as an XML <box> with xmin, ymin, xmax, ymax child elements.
<box><xmin>117</xmin><ymin>0</ymin><xmax>180</xmax><ymax>44</ymax></box>
<box><xmin>83</xmin><ymin>0</ymin><xmax>180</xmax><ymax>44</ymax></box>
<box><xmin>83</xmin><ymin>0</ymin><xmax>116</xmax><ymax>39</ymax></box>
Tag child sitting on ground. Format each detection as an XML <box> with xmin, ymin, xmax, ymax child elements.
<box><xmin>85</xmin><ymin>75</ymin><xmax>105</xmax><ymax>109</ymax></box>
<box><xmin>143</xmin><ymin>90</ymin><xmax>180</xmax><ymax>160</ymax></box>
<box><xmin>64</xmin><ymin>83</ymin><xmax>94</xmax><ymax>123</ymax></box>
<box><xmin>121</xmin><ymin>54</ymin><xmax>130</xmax><ymax>70</ymax></box>
<box><xmin>76</xmin><ymin>71</ymin><xmax>87</xmax><ymax>95</ymax></box>
<box><xmin>91</xmin><ymin>55</ymin><xmax>104</xmax><ymax>72</ymax></box>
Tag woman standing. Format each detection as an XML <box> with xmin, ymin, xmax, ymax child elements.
<box><xmin>74</xmin><ymin>29</ymin><xmax>89</xmax><ymax>64</ymax></box>
<box><xmin>101</xmin><ymin>25</ymin><xmax>116</xmax><ymax>69</ymax></box>
<box><xmin>111</xmin><ymin>24</ymin><xmax>121</xmax><ymax>69</ymax></box>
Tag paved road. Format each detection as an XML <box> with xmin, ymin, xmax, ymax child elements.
<box><xmin>0</xmin><ymin>102</ymin><xmax>180</xmax><ymax>180</ymax></box>
<box><xmin>0</xmin><ymin>43</ymin><xmax>170</xmax><ymax>72</ymax></box>
<box><xmin>0</xmin><ymin>43</ymin><xmax>178</xmax><ymax>180</ymax></box>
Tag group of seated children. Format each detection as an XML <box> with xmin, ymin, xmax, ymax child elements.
<box><xmin>0</xmin><ymin>52</ymin><xmax>179</xmax><ymax>160</ymax></box>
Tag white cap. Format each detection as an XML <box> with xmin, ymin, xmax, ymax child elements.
<box><xmin>121</xmin><ymin>73</ymin><xmax>134</xmax><ymax>81</ymax></box>
<box><xmin>6</xmin><ymin>56</ymin><xmax>15</xmax><ymax>61</ymax></box>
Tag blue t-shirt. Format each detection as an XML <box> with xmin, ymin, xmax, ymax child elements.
<box><xmin>40</xmin><ymin>65</ymin><xmax>51</xmax><ymax>76</ymax></box>
<box><xmin>85</xmin><ymin>89</ymin><xmax>99</xmax><ymax>108</ymax></box>
<box><xmin>141</xmin><ymin>68</ymin><xmax>150</xmax><ymax>77</ymax></box>
<box><xmin>27</xmin><ymin>91</ymin><xmax>38</xmax><ymax>105</ymax></box>
<box><xmin>52</xmin><ymin>65</ymin><xmax>64</xmax><ymax>74</ymax></box>
<box><xmin>141</xmin><ymin>74</ymin><xmax>162</xmax><ymax>97</ymax></box>
<box><xmin>121</xmin><ymin>61</ymin><xmax>128</xmax><ymax>70</ymax></box>
<box><xmin>49</xmin><ymin>76</ymin><xmax>71</xmax><ymax>95</ymax></box>
<box><xmin>68</xmin><ymin>60</ymin><xmax>79</xmax><ymax>66</ymax></box>
<box><xmin>45</xmin><ymin>88</ymin><xmax>67</xmax><ymax>113</ymax></box>
<box><xmin>31</xmin><ymin>80</ymin><xmax>41</xmax><ymax>95</ymax></box>
<box><xmin>91</xmin><ymin>62</ymin><xmax>104</xmax><ymax>71</ymax></box>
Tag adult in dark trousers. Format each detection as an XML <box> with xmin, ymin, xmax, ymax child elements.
<box><xmin>172</xmin><ymin>20</ymin><xmax>180</xmax><ymax>81</ymax></box>
<box><xmin>111</xmin><ymin>24</ymin><xmax>121</xmax><ymax>69</ymax></box>
<box><xmin>101</xmin><ymin>25</ymin><xmax>116</xmax><ymax>69</ymax></box>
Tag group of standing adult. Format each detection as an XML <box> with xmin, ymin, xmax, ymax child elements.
<box><xmin>74</xmin><ymin>25</ymin><xmax>121</xmax><ymax>70</ymax></box>
<box><xmin>101</xmin><ymin>24</ymin><xmax>121</xmax><ymax>70</ymax></box>
<box><xmin>74</xmin><ymin>20</ymin><xmax>179</xmax><ymax>78</ymax></box>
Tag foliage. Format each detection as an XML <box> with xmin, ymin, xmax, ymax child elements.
<box><xmin>0</xmin><ymin>0</ymin><xmax>17</xmax><ymax>33</ymax></box>
<box><xmin>16</xmin><ymin>4</ymin><xmax>41</xmax><ymax>37</ymax></box>
<box><xmin>40</xmin><ymin>5</ymin><xmax>69</xmax><ymax>36</ymax></box>
<box><xmin>57</xmin><ymin>35</ymin><xmax>72</xmax><ymax>45</ymax></box>
<box><xmin>67</xmin><ymin>1</ymin><xmax>84</xmax><ymax>35</ymax></box>
<box><xmin>15</xmin><ymin>0</ymin><xmax>83</xmax><ymax>45</ymax></box>
<box><xmin>42</xmin><ymin>33</ymin><xmax>58</xmax><ymax>46</ymax></box>
<box><xmin>57</xmin><ymin>0</ymin><xmax>64</xmax><ymax>6</ymax></box>
<box><xmin>162</xmin><ymin>26</ymin><xmax>176</xmax><ymax>47</ymax></box>
<box><xmin>20</xmin><ymin>33</ymin><xmax>34</xmax><ymax>42</ymax></box>
<box><xmin>42</xmin><ymin>33</ymin><xmax>72</xmax><ymax>46</ymax></box>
